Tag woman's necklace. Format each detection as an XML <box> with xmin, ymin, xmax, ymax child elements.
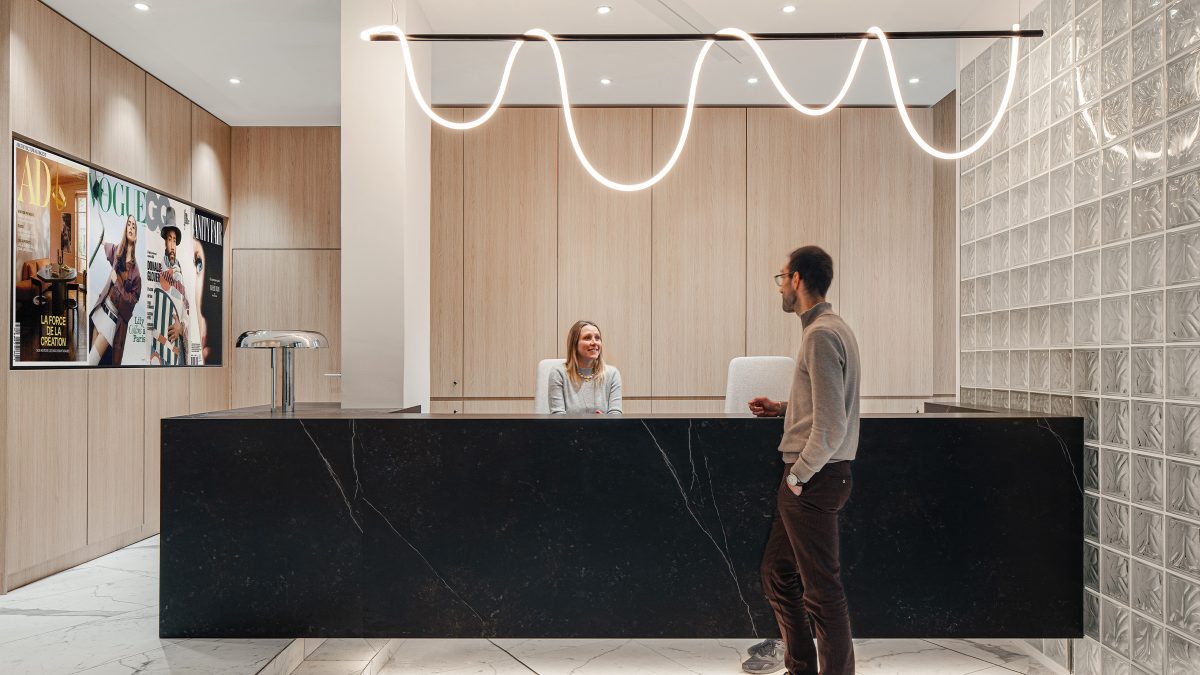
<box><xmin>576</xmin><ymin>368</ymin><xmax>594</xmax><ymax>382</ymax></box>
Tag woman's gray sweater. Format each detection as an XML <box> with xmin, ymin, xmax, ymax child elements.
<box><xmin>548</xmin><ymin>364</ymin><xmax>623</xmax><ymax>414</ymax></box>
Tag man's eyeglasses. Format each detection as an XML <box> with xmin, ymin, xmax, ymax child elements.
<box><xmin>774</xmin><ymin>272</ymin><xmax>792</xmax><ymax>287</ymax></box>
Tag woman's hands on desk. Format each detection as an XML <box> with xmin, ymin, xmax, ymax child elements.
<box><xmin>748</xmin><ymin>397</ymin><xmax>784</xmax><ymax>417</ymax></box>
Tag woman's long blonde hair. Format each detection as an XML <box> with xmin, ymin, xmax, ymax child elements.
<box><xmin>565</xmin><ymin>320</ymin><xmax>605</xmax><ymax>388</ymax></box>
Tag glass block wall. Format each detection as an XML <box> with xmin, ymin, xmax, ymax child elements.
<box><xmin>957</xmin><ymin>0</ymin><xmax>1200</xmax><ymax>672</ymax></box>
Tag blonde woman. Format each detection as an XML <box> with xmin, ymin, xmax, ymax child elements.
<box><xmin>548</xmin><ymin>320</ymin><xmax>622</xmax><ymax>415</ymax></box>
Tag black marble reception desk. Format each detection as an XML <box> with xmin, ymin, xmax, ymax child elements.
<box><xmin>160</xmin><ymin>405</ymin><xmax>1083</xmax><ymax>639</ymax></box>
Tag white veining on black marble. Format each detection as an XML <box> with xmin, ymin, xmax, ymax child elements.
<box><xmin>640</xmin><ymin>421</ymin><xmax>759</xmax><ymax>636</ymax></box>
<box><xmin>350</xmin><ymin>420</ymin><xmax>363</xmax><ymax>500</ymax></box>
<box><xmin>1037</xmin><ymin>418</ymin><xmax>1084</xmax><ymax>495</ymax></box>
<box><xmin>298</xmin><ymin>420</ymin><xmax>363</xmax><ymax>533</ymax></box>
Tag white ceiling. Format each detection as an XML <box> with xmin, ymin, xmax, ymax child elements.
<box><xmin>41</xmin><ymin>0</ymin><xmax>1021</xmax><ymax>126</ymax></box>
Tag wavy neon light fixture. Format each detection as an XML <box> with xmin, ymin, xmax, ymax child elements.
<box><xmin>361</xmin><ymin>24</ymin><xmax>1021</xmax><ymax>190</ymax></box>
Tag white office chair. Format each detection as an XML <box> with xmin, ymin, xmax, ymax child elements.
<box><xmin>534</xmin><ymin>358</ymin><xmax>565</xmax><ymax>413</ymax></box>
<box><xmin>724</xmin><ymin>356</ymin><xmax>796</xmax><ymax>413</ymax></box>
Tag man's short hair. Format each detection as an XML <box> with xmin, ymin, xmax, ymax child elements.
<box><xmin>788</xmin><ymin>246</ymin><xmax>834</xmax><ymax>297</ymax></box>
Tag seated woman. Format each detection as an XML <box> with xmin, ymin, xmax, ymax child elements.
<box><xmin>548</xmin><ymin>320</ymin><xmax>622</xmax><ymax>415</ymax></box>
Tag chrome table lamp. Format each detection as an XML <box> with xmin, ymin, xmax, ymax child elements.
<box><xmin>235</xmin><ymin>330</ymin><xmax>328</xmax><ymax>413</ymax></box>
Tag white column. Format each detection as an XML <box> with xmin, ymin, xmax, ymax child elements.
<box><xmin>340</xmin><ymin>0</ymin><xmax>432</xmax><ymax>410</ymax></box>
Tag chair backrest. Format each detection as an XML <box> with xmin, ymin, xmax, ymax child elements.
<box><xmin>724</xmin><ymin>356</ymin><xmax>796</xmax><ymax>413</ymax></box>
<box><xmin>534</xmin><ymin>358</ymin><xmax>564</xmax><ymax>413</ymax></box>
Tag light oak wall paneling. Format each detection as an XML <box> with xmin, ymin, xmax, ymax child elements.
<box><xmin>87</xmin><ymin>369</ymin><xmax>145</xmax><ymax>543</ymax></box>
<box><xmin>860</xmin><ymin>397</ymin><xmax>928</xmax><ymax>414</ymax></box>
<box><xmin>430</xmin><ymin>108</ymin><xmax>464</xmax><ymax>398</ymax></box>
<box><xmin>651</xmin><ymin>108</ymin><xmax>747</xmax><ymax>397</ymax></box>
<box><xmin>0</xmin><ymin>0</ymin><xmax>11</xmax><ymax>591</ymax></box>
<box><xmin>462</xmin><ymin>399</ymin><xmax>535</xmax><ymax>414</ymax></box>
<box><xmin>145</xmin><ymin>77</ymin><xmax>192</xmax><ymax>200</ymax></box>
<box><xmin>430</xmin><ymin>400</ymin><xmax>462</xmax><ymax>414</ymax></box>
<box><xmin>839</xmin><ymin>108</ymin><xmax>935</xmax><ymax>398</ymax></box>
<box><xmin>622</xmin><ymin>399</ymin><xmax>652</xmax><ymax>414</ymax></box>
<box><xmin>10</xmin><ymin>0</ymin><xmax>90</xmax><ymax>158</ymax></box>
<box><xmin>143</xmin><ymin>369</ymin><xmax>190</xmax><ymax>531</ymax></box>
<box><xmin>557</xmin><ymin>108</ymin><xmax>652</xmax><ymax>396</ymax></box>
<box><xmin>6</xmin><ymin>525</ymin><xmax>152</xmax><ymax>591</ymax></box>
<box><xmin>5</xmin><ymin>371</ymin><xmax>89</xmax><ymax>575</ymax></box>
<box><xmin>932</xmin><ymin>92</ymin><xmax>958</xmax><ymax>395</ymax></box>
<box><xmin>191</xmin><ymin>104</ymin><xmax>232</xmax><ymax>216</ymax></box>
<box><xmin>650</xmin><ymin>398</ymin><xmax>726</xmax><ymax>414</ymax></box>
<box><xmin>189</xmin><ymin>368</ymin><xmax>230</xmax><ymax>415</ymax></box>
<box><xmin>89</xmin><ymin>39</ymin><xmax>146</xmax><ymax>180</ymax></box>
<box><xmin>230</xmin><ymin>249</ymin><xmax>341</xmax><ymax>409</ymax></box>
<box><xmin>463</xmin><ymin>108</ymin><xmax>558</xmax><ymax>397</ymax></box>
<box><xmin>746</xmin><ymin>109</ymin><xmax>842</xmax><ymax>358</ymax></box>
<box><xmin>231</xmin><ymin>127</ymin><xmax>340</xmax><ymax>249</ymax></box>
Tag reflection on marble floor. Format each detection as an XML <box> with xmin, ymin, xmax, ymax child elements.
<box><xmin>0</xmin><ymin>536</ymin><xmax>1068</xmax><ymax>674</ymax></box>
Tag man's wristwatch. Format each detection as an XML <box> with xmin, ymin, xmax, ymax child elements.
<box><xmin>786</xmin><ymin>474</ymin><xmax>805</xmax><ymax>488</ymax></box>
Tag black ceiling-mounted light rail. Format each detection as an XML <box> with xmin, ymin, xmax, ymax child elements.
<box><xmin>385</xmin><ymin>29</ymin><xmax>1043</xmax><ymax>43</ymax></box>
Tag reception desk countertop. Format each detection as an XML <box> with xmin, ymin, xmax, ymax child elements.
<box><xmin>160</xmin><ymin>403</ymin><xmax>1083</xmax><ymax>640</ymax></box>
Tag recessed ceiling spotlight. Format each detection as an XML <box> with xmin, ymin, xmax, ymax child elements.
<box><xmin>782</xmin><ymin>4</ymin><xmax>797</xmax><ymax>13</ymax></box>
<box><xmin>228</xmin><ymin>77</ymin><xmax>241</xmax><ymax>85</ymax></box>
<box><xmin>133</xmin><ymin>2</ymin><xmax>150</xmax><ymax>10</ymax></box>
<box><xmin>908</xmin><ymin>77</ymin><xmax>920</xmax><ymax>84</ymax></box>
<box><xmin>597</xmin><ymin>5</ymin><xmax>612</xmax><ymax>14</ymax></box>
<box><xmin>600</xmin><ymin>77</ymin><xmax>612</xmax><ymax>85</ymax></box>
<box><xmin>747</xmin><ymin>77</ymin><xmax>760</xmax><ymax>84</ymax></box>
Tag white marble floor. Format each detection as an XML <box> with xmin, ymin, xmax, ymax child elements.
<box><xmin>0</xmin><ymin>537</ymin><xmax>1068</xmax><ymax>675</ymax></box>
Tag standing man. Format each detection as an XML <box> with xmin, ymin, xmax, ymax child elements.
<box><xmin>742</xmin><ymin>245</ymin><xmax>861</xmax><ymax>675</ymax></box>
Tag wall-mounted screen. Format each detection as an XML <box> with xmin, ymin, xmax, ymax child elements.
<box><xmin>11</xmin><ymin>138</ymin><xmax>224</xmax><ymax>368</ymax></box>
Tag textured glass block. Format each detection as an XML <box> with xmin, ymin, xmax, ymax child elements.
<box><xmin>1132</xmin><ymin>181</ymin><xmax>1166</xmax><ymax>234</ymax></box>
<box><xmin>1032</xmin><ymin>172</ymin><xmax>1051</xmax><ymax>218</ymax></box>
<box><xmin>1103</xmin><ymin>497</ymin><xmax>1131</xmax><ymax>549</ymax></box>
<box><xmin>1103</xmin><ymin>192</ymin><xmax>1132</xmax><ymax>242</ymax></box>
<box><xmin>995</xmin><ymin>310</ymin><xmax>1011</xmax><ymax>346</ymax></box>
<box><xmin>1013</xmin><ymin>182</ymin><xmax>1031</xmax><ymax>226</ymax></box>
<box><xmin>1136</xmin><ymin>400</ymin><xmax>1166</xmax><ymax>451</ymax></box>
<box><xmin>1134</xmin><ymin>506</ymin><xmax>1164</xmax><ymax>562</ymax></box>
<box><xmin>1051</xmin><ymin>117</ymin><xmax>1072</xmax><ymax>168</ymax></box>
<box><xmin>978</xmin><ymin>82</ymin><xmax>995</xmax><ymax>130</ymax></box>
<box><xmin>1054</xmin><ymin>24</ymin><xmax>1076</xmax><ymax>76</ymax></box>
<box><xmin>1102</xmin><ymin>597</ymin><xmax>1132</xmax><ymax>656</ymax></box>
<box><xmin>1012</xmin><ymin>268</ymin><xmax>1031</xmax><ymax>308</ymax></box>
<box><xmin>1133</xmin><ymin>70</ymin><xmax>1165</xmax><ymax>129</ymax></box>
<box><xmin>1134</xmin><ymin>12</ymin><xmax>1165</xmax><ymax>75</ymax></box>
<box><xmin>1101</xmin><ymin>649</ymin><xmax>1130</xmax><ymax>674</ymax></box>
<box><xmin>1011</xmin><ymin>391</ymin><xmax>1030</xmax><ymax>411</ymax></box>
<box><xmin>1030</xmin><ymin>392</ymin><xmax>1052</xmax><ymax>414</ymax></box>
<box><xmin>1078</xmin><ymin>300</ymin><xmax>1103</xmax><ymax>345</ymax></box>
<box><xmin>1102</xmin><ymin>547</ymin><xmax>1131</xmax><ymax>603</ymax></box>
<box><xmin>1168</xmin><ymin>0</ymin><xmax>1200</xmax><ymax>56</ymax></box>
<box><xmin>1012</xmin><ymin>224</ymin><xmax>1030</xmax><ymax>264</ymax></box>
<box><xmin>1053</xmin><ymin>164</ymin><xmax>1074</xmax><ymax>212</ymax></box>
<box><xmin>1171</xmin><ymin>169</ymin><xmax>1200</xmax><ymax>228</ymax></box>
<box><xmin>1083</xmin><ymin>396</ymin><xmax>1104</xmax><ymax>442</ymax></box>
<box><xmin>1168</xmin><ymin>49</ymin><xmax>1200</xmax><ymax>113</ymax></box>
<box><xmin>1032</xmin><ymin>42</ymin><xmax>1053</xmax><ymax>93</ymax></box>
<box><xmin>1134</xmin><ymin>0</ymin><xmax>1165</xmax><ymax>23</ymax></box>
<box><xmin>980</xmin><ymin>199</ymin><xmax>995</xmax><ymax>236</ymax></box>
<box><xmin>1012</xmin><ymin>308</ymin><xmax>1030</xmax><ymax>348</ymax></box>
<box><xmin>961</xmin><ymin>61</ymin><xmax>976</xmax><ymax>97</ymax></box>
<box><xmin>1133</xmin><ymin>454</ymin><xmax>1164</xmax><ymax>507</ymax></box>
<box><xmin>1133</xmin><ymin>235</ymin><xmax>1167</xmax><ymax>288</ymax></box>
<box><xmin>1031</xmin><ymin>348</ymin><xmax>1051</xmax><ymax>388</ymax></box>
<box><xmin>1052</xmin><ymin>260</ymin><xmax>1075</xmax><ymax>303</ymax></box>
<box><xmin>1053</xmin><ymin>74</ymin><xmax>1076</xmax><ymax>123</ymax></box>
<box><xmin>1078</xmin><ymin>105</ymin><xmax>1103</xmax><ymax>156</ymax></box>
<box><xmin>997</xmin><ymin>192</ymin><xmax>1013</xmax><ymax>231</ymax></box>
<box><xmin>1133</xmin><ymin>347</ymin><xmax>1165</xmax><ymax>396</ymax></box>
<box><xmin>964</xmin><ymin>173</ymin><xmax>977</xmax><ymax>211</ymax></box>
<box><xmin>994</xmin><ymin>153</ymin><xmax>1011</xmax><ymax>194</ymax></box>
<box><xmin>1133</xmin><ymin>558</ymin><xmax>1164</xmax><ymax>620</ymax></box>
<box><xmin>1053</xmin><ymin>302</ymin><xmax>1075</xmax><ymax>344</ymax></box>
<box><xmin>1103</xmin><ymin>36</ymin><xmax>1133</xmax><ymax>93</ymax></box>
<box><xmin>1105</xmin><ymin>142</ymin><xmax>1134</xmax><ymax>192</ymax></box>
<box><xmin>1087</xmin><ymin>444</ymin><xmax>1102</xmax><ymax>492</ymax></box>
<box><xmin>1166</xmin><ymin>631</ymin><xmax>1200</xmax><ymax>674</ymax></box>
<box><xmin>1132</xmin><ymin>612</ymin><xmax>1164</xmax><ymax>674</ymax></box>
<box><xmin>979</xmin><ymin>277</ymin><xmax>993</xmax><ymax>313</ymax></box>
<box><xmin>1031</xmin><ymin>217</ymin><xmax>1051</xmax><ymax>260</ymax></box>
<box><xmin>962</xmin><ymin>279</ymin><xmax>976</xmax><ymax>314</ymax></box>
<box><xmin>1086</xmin><ymin>590</ymin><xmax>1101</xmax><ymax>639</ymax></box>
<box><xmin>992</xmin><ymin>390</ymin><xmax>1010</xmax><ymax>409</ymax></box>
<box><xmin>1077</xmin><ymin>201</ymin><xmax>1103</xmax><ymax>249</ymax></box>
<box><xmin>1104</xmin><ymin>447</ymin><xmax>1132</xmax><ymax>497</ymax></box>
<box><xmin>1165</xmin><ymin>573</ymin><xmax>1200</xmax><ymax>641</ymax></box>
<box><xmin>1104</xmin><ymin>88</ymin><xmax>1133</xmax><ymax>143</ymax></box>
<box><xmin>1052</xmin><ymin>0</ymin><xmax>1072</xmax><ymax>31</ymax></box>
<box><xmin>1013</xmin><ymin>144</ymin><xmax>1031</xmax><ymax>188</ymax></box>
<box><xmin>1103</xmin><ymin>295</ymin><xmax>1131</xmax><ymax>344</ymax></box>
<box><xmin>992</xmin><ymin>351</ymin><xmax>1009</xmax><ymax>386</ymax></box>
<box><xmin>1132</xmin><ymin>291</ymin><xmax>1165</xmax><ymax>342</ymax></box>
<box><xmin>1052</xmin><ymin>348</ymin><xmax>1074</xmax><ymax>390</ymax></box>
<box><xmin>1077</xmin><ymin>152</ymin><xmax>1103</xmax><ymax>202</ymax></box>
<box><xmin>1033</xmin><ymin>85</ymin><xmax>1053</xmax><ymax>136</ymax></box>
<box><xmin>1167</xmin><ymin>285</ymin><xmax>1200</xmax><ymax>341</ymax></box>
<box><xmin>1105</xmin><ymin>399</ymin><xmax>1132</xmax><ymax>446</ymax></box>
<box><xmin>1167</xmin><ymin>516</ymin><xmax>1200</xmax><ymax>578</ymax></box>
<box><xmin>994</xmin><ymin>232</ymin><xmax>1010</xmax><ymax>271</ymax></box>
<box><xmin>1032</xmin><ymin>263</ymin><xmax>1051</xmax><ymax>305</ymax></box>
<box><xmin>992</xmin><ymin>37</ymin><xmax>1011</xmax><ymax>79</ymax></box>
<box><xmin>1104</xmin><ymin>347</ymin><xmax>1131</xmax><ymax>394</ymax></box>
<box><xmin>1078</xmin><ymin>251</ymin><xmax>1103</xmax><ymax>296</ymax></box>
<box><xmin>1135</xmin><ymin>125</ymin><xmax>1167</xmax><ymax>183</ymax></box>
<box><xmin>1104</xmin><ymin>243</ymin><xmax>1132</xmax><ymax>293</ymax></box>
<box><xmin>1169</xmin><ymin>110</ymin><xmax>1200</xmax><ymax>172</ymax></box>
<box><xmin>1167</xmin><ymin>228</ymin><xmax>1200</xmax><ymax>284</ymax></box>
<box><xmin>1081</xmin><ymin>55</ymin><xmax>1105</xmax><ymax>107</ymax></box>
<box><xmin>1011</xmin><ymin>349</ymin><xmax>1029</xmax><ymax>387</ymax></box>
<box><xmin>1167</xmin><ymin>459</ymin><xmax>1200</xmax><ymax>518</ymax></box>
<box><xmin>1167</xmin><ymin>404</ymin><xmax>1200</xmax><ymax>459</ymax></box>
<box><xmin>1079</xmin><ymin>6</ymin><xmax>1104</xmax><ymax>61</ymax></box>
<box><xmin>1167</xmin><ymin>346</ymin><xmax>1200</xmax><ymax>399</ymax></box>
<box><xmin>1053</xmin><ymin>393</ymin><xmax>1075</xmax><ymax>415</ymax></box>
<box><xmin>1078</xmin><ymin>348</ymin><xmax>1102</xmax><ymax>392</ymax></box>
<box><xmin>1052</xmin><ymin>214</ymin><xmax>1075</xmax><ymax>259</ymax></box>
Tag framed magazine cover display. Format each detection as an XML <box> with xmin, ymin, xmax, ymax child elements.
<box><xmin>10</xmin><ymin>136</ymin><xmax>225</xmax><ymax>369</ymax></box>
